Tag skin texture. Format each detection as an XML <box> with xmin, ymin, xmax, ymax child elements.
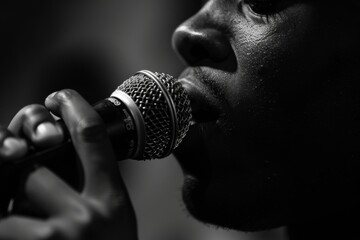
<box><xmin>172</xmin><ymin>0</ymin><xmax>360</xmax><ymax>233</ymax></box>
<box><xmin>1</xmin><ymin>0</ymin><xmax>360</xmax><ymax>239</ymax></box>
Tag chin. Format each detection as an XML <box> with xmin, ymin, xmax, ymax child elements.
<box><xmin>175</xmin><ymin>123</ymin><xmax>291</xmax><ymax>231</ymax></box>
<box><xmin>180</xmin><ymin>174</ymin><xmax>289</xmax><ymax>232</ymax></box>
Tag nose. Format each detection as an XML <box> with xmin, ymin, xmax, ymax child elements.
<box><xmin>172</xmin><ymin>21</ymin><xmax>236</xmax><ymax>72</ymax></box>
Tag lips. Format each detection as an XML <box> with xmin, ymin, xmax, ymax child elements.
<box><xmin>174</xmin><ymin>67</ymin><xmax>222</xmax><ymax>181</ymax></box>
<box><xmin>178</xmin><ymin>67</ymin><xmax>221</xmax><ymax>124</ymax></box>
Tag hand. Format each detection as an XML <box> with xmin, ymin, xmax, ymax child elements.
<box><xmin>0</xmin><ymin>89</ymin><xmax>138</xmax><ymax>240</ymax></box>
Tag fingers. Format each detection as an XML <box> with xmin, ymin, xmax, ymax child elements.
<box><xmin>1</xmin><ymin>104</ymin><xmax>64</xmax><ymax>162</ymax></box>
<box><xmin>0</xmin><ymin>90</ymin><xmax>137</xmax><ymax>240</ymax></box>
<box><xmin>0</xmin><ymin>127</ymin><xmax>28</xmax><ymax>217</ymax></box>
<box><xmin>8</xmin><ymin>104</ymin><xmax>64</xmax><ymax>148</ymax></box>
<box><xmin>0</xmin><ymin>126</ymin><xmax>27</xmax><ymax>161</ymax></box>
<box><xmin>24</xmin><ymin>167</ymin><xmax>84</xmax><ymax>217</ymax></box>
<box><xmin>0</xmin><ymin>216</ymin><xmax>55</xmax><ymax>240</ymax></box>
<box><xmin>45</xmin><ymin>90</ymin><xmax>124</xmax><ymax>200</ymax></box>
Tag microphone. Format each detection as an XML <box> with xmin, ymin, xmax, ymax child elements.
<box><xmin>25</xmin><ymin>70</ymin><xmax>192</xmax><ymax>161</ymax></box>
<box><xmin>88</xmin><ymin>70</ymin><xmax>192</xmax><ymax>160</ymax></box>
<box><xmin>0</xmin><ymin>70</ymin><xmax>192</xmax><ymax>214</ymax></box>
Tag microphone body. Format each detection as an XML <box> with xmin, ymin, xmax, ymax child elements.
<box><xmin>0</xmin><ymin>70</ymin><xmax>191</xmax><ymax>215</ymax></box>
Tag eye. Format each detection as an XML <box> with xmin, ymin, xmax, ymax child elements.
<box><xmin>245</xmin><ymin>0</ymin><xmax>278</xmax><ymax>15</ymax></box>
<box><xmin>242</xmin><ymin>0</ymin><xmax>290</xmax><ymax>19</ymax></box>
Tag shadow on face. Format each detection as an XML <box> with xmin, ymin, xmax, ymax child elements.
<box><xmin>173</xmin><ymin>0</ymin><xmax>360</xmax><ymax>232</ymax></box>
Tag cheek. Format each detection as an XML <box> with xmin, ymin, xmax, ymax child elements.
<box><xmin>224</xmin><ymin>13</ymin><xmax>327</xmax><ymax>140</ymax></box>
<box><xmin>228</xmin><ymin>5</ymin><xmax>322</xmax><ymax>102</ymax></box>
<box><xmin>210</xmin><ymin>11</ymin><xmax>338</xmax><ymax>180</ymax></box>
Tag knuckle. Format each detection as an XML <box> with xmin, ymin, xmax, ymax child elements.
<box><xmin>57</xmin><ymin>202</ymin><xmax>123</xmax><ymax>239</ymax></box>
<box><xmin>75</xmin><ymin>117</ymin><xmax>107</xmax><ymax>142</ymax></box>
<box><xmin>9</xmin><ymin>104</ymin><xmax>49</xmax><ymax>134</ymax></box>
<box><xmin>76</xmin><ymin>207</ymin><xmax>98</xmax><ymax>227</ymax></box>
<box><xmin>66</xmin><ymin>204</ymin><xmax>105</xmax><ymax>237</ymax></box>
<box><xmin>54</xmin><ymin>89</ymin><xmax>77</xmax><ymax>103</ymax></box>
<box><xmin>90</xmin><ymin>197</ymin><xmax>130</xmax><ymax>224</ymax></box>
<box><xmin>21</xmin><ymin>104</ymin><xmax>51</xmax><ymax>130</ymax></box>
<box><xmin>22</xmin><ymin>104</ymin><xmax>47</xmax><ymax>117</ymax></box>
<box><xmin>33</xmin><ymin>225</ymin><xmax>61</xmax><ymax>240</ymax></box>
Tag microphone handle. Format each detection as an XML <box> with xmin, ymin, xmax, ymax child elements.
<box><xmin>0</xmin><ymin>97</ymin><xmax>140</xmax><ymax>216</ymax></box>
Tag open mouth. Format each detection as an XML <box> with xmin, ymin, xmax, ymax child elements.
<box><xmin>174</xmin><ymin>67</ymin><xmax>225</xmax><ymax>183</ymax></box>
<box><xmin>178</xmin><ymin>67</ymin><xmax>222</xmax><ymax>124</ymax></box>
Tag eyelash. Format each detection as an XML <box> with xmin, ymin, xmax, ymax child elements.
<box><xmin>241</xmin><ymin>0</ymin><xmax>286</xmax><ymax>22</ymax></box>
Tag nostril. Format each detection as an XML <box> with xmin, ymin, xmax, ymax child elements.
<box><xmin>189</xmin><ymin>44</ymin><xmax>209</xmax><ymax>65</ymax></box>
<box><xmin>173</xmin><ymin>26</ymin><xmax>237</xmax><ymax>72</ymax></box>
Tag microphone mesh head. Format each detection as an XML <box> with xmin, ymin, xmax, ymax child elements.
<box><xmin>117</xmin><ymin>71</ymin><xmax>191</xmax><ymax>159</ymax></box>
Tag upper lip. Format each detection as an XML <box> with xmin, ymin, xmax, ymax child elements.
<box><xmin>178</xmin><ymin>67</ymin><xmax>221</xmax><ymax>123</ymax></box>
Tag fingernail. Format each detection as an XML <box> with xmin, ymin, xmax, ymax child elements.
<box><xmin>0</xmin><ymin>137</ymin><xmax>27</xmax><ymax>159</ymax></box>
<box><xmin>46</xmin><ymin>91</ymin><xmax>58</xmax><ymax>99</ymax></box>
<box><xmin>34</xmin><ymin>122</ymin><xmax>64</xmax><ymax>145</ymax></box>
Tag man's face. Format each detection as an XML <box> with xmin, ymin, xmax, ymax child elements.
<box><xmin>172</xmin><ymin>0</ymin><xmax>360</xmax><ymax>231</ymax></box>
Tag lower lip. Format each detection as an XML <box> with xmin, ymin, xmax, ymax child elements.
<box><xmin>174</xmin><ymin>121</ymin><xmax>213</xmax><ymax>182</ymax></box>
<box><xmin>178</xmin><ymin>78</ymin><xmax>220</xmax><ymax>124</ymax></box>
<box><xmin>178</xmin><ymin>78</ymin><xmax>198</xmax><ymax>95</ymax></box>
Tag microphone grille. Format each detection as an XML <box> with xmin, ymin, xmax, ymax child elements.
<box><xmin>117</xmin><ymin>71</ymin><xmax>191</xmax><ymax>159</ymax></box>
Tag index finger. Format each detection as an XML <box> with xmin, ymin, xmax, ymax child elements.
<box><xmin>44</xmin><ymin>90</ymin><xmax>125</xmax><ymax>201</ymax></box>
